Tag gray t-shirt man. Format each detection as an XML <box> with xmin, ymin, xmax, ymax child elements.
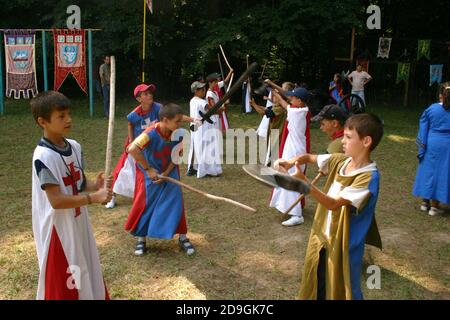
<box><xmin>99</xmin><ymin>58</ymin><xmax>111</xmax><ymax>86</ymax></box>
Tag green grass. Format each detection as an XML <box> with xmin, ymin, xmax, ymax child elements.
<box><xmin>0</xmin><ymin>98</ymin><xmax>448</xmax><ymax>299</ymax></box>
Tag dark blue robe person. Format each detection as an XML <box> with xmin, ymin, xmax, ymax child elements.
<box><xmin>412</xmin><ymin>102</ymin><xmax>450</xmax><ymax>204</ymax></box>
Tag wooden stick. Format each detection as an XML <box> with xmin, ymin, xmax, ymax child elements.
<box><xmin>157</xmin><ymin>175</ymin><xmax>257</xmax><ymax>213</ymax></box>
<box><xmin>283</xmin><ymin>171</ymin><xmax>324</xmax><ymax>215</ymax></box>
<box><xmin>259</xmin><ymin>60</ymin><xmax>268</xmax><ymax>80</ymax></box>
<box><xmin>104</xmin><ymin>56</ymin><xmax>116</xmax><ymax>185</ymax></box>
<box><xmin>246</xmin><ymin>54</ymin><xmax>250</xmax><ymax>83</ymax></box>
<box><xmin>219</xmin><ymin>44</ymin><xmax>232</xmax><ymax>70</ymax></box>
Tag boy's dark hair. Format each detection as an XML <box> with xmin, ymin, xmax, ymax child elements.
<box><xmin>159</xmin><ymin>103</ymin><xmax>183</xmax><ymax>120</ymax></box>
<box><xmin>345</xmin><ymin>113</ymin><xmax>384</xmax><ymax>151</ymax></box>
<box><xmin>31</xmin><ymin>91</ymin><xmax>70</xmax><ymax>126</ymax></box>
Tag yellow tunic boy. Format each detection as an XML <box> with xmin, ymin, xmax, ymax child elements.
<box><xmin>275</xmin><ymin>113</ymin><xmax>383</xmax><ymax>300</ymax></box>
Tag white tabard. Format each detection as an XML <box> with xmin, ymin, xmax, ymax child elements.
<box><xmin>270</xmin><ymin>106</ymin><xmax>309</xmax><ymax>217</ymax></box>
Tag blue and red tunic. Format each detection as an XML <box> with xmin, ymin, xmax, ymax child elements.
<box><xmin>111</xmin><ymin>103</ymin><xmax>162</xmax><ymax>187</ymax></box>
<box><xmin>124</xmin><ymin>123</ymin><xmax>187</xmax><ymax>238</ymax></box>
<box><xmin>127</xmin><ymin>103</ymin><xmax>162</xmax><ymax>139</ymax></box>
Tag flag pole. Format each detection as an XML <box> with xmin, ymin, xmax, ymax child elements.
<box><xmin>141</xmin><ymin>0</ymin><xmax>147</xmax><ymax>82</ymax></box>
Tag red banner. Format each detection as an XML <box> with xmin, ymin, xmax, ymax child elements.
<box><xmin>356</xmin><ymin>57</ymin><xmax>370</xmax><ymax>73</ymax></box>
<box><xmin>53</xmin><ymin>29</ymin><xmax>87</xmax><ymax>93</ymax></box>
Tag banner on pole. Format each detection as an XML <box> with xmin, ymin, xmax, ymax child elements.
<box><xmin>53</xmin><ymin>29</ymin><xmax>87</xmax><ymax>93</ymax></box>
<box><xmin>417</xmin><ymin>39</ymin><xmax>431</xmax><ymax>61</ymax></box>
<box><xmin>396</xmin><ymin>62</ymin><xmax>410</xmax><ymax>84</ymax></box>
<box><xmin>146</xmin><ymin>0</ymin><xmax>153</xmax><ymax>14</ymax></box>
<box><xmin>429</xmin><ymin>64</ymin><xmax>443</xmax><ymax>86</ymax></box>
<box><xmin>4</xmin><ymin>30</ymin><xmax>38</xmax><ymax>99</ymax></box>
<box><xmin>377</xmin><ymin>37</ymin><xmax>392</xmax><ymax>59</ymax></box>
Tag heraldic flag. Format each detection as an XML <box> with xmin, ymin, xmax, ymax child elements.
<box><xmin>4</xmin><ymin>29</ymin><xmax>38</xmax><ymax>99</ymax></box>
<box><xmin>53</xmin><ymin>29</ymin><xmax>87</xmax><ymax>93</ymax></box>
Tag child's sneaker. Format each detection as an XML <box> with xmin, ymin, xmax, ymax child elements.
<box><xmin>134</xmin><ymin>240</ymin><xmax>146</xmax><ymax>256</ymax></box>
<box><xmin>420</xmin><ymin>201</ymin><xmax>429</xmax><ymax>212</ymax></box>
<box><xmin>105</xmin><ymin>196</ymin><xmax>116</xmax><ymax>209</ymax></box>
<box><xmin>179</xmin><ymin>238</ymin><xmax>195</xmax><ymax>256</ymax></box>
<box><xmin>428</xmin><ymin>207</ymin><xmax>444</xmax><ymax>216</ymax></box>
<box><xmin>281</xmin><ymin>215</ymin><xmax>304</xmax><ymax>226</ymax></box>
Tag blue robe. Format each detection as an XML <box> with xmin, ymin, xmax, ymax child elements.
<box><xmin>125</xmin><ymin>123</ymin><xmax>186</xmax><ymax>238</ymax></box>
<box><xmin>413</xmin><ymin>103</ymin><xmax>450</xmax><ymax>204</ymax></box>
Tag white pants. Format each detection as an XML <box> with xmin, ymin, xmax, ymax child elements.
<box><xmin>351</xmin><ymin>90</ymin><xmax>365</xmax><ymax>105</ymax></box>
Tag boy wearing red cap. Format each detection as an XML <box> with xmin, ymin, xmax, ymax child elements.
<box><xmin>106</xmin><ymin>84</ymin><xmax>200</xmax><ymax>208</ymax></box>
<box><xmin>105</xmin><ymin>84</ymin><xmax>162</xmax><ymax>208</ymax></box>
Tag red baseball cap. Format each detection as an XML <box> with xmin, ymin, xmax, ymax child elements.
<box><xmin>134</xmin><ymin>83</ymin><xmax>156</xmax><ymax>97</ymax></box>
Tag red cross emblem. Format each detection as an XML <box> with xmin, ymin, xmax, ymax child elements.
<box><xmin>154</xmin><ymin>146</ymin><xmax>172</xmax><ymax>171</ymax></box>
<box><xmin>62</xmin><ymin>162</ymin><xmax>82</xmax><ymax>217</ymax></box>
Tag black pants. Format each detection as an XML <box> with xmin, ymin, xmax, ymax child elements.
<box><xmin>317</xmin><ymin>248</ymin><xmax>326</xmax><ymax>300</ymax></box>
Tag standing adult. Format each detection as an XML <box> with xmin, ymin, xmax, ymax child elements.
<box><xmin>99</xmin><ymin>55</ymin><xmax>111</xmax><ymax>118</ymax></box>
<box><xmin>347</xmin><ymin>64</ymin><xmax>372</xmax><ymax>106</ymax></box>
<box><xmin>412</xmin><ymin>86</ymin><xmax>450</xmax><ymax>215</ymax></box>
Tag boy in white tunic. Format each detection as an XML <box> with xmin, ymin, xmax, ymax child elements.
<box><xmin>187</xmin><ymin>80</ymin><xmax>222</xmax><ymax>178</ymax></box>
<box><xmin>31</xmin><ymin>91</ymin><xmax>113</xmax><ymax>299</ymax></box>
<box><xmin>269</xmin><ymin>87</ymin><xmax>311</xmax><ymax>226</ymax></box>
<box><xmin>199</xmin><ymin>73</ymin><xmax>236</xmax><ymax>177</ymax></box>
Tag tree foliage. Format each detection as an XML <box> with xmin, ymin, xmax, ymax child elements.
<box><xmin>0</xmin><ymin>0</ymin><xmax>449</xmax><ymax>98</ymax></box>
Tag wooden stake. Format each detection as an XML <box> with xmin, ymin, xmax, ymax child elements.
<box><xmin>104</xmin><ymin>56</ymin><xmax>116</xmax><ymax>185</ymax></box>
<box><xmin>157</xmin><ymin>175</ymin><xmax>257</xmax><ymax>213</ymax></box>
<box><xmin>283</xmin><ymin>171</ymin><xmax>324</xmax><ymax>215</ymax></box>
<box><xmin>219</xmin><ymin>44</ymin><xmax>232</xmax><ymax>70</ymax></box>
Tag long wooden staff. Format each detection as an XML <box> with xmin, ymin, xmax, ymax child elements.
<box><xmin>104</xmin><ymin>56</ymin><xmax>116</xmax><ymax>186</ymax></box>
<box><xmin>259</xmin><ymin>60</ymin><xmax>268</xmax><ymax>80</ymax></box>
<box><xmin>219</xmin><ymin>45</ymin><xmax>234</xmax><ymax>98</ymax></box>
<box><xmin>157</xmin><ymin>175</ymin><xmax>257</xmax><ymax>213</ymax></box>
<box><xmin>219</xmin><ymin>44</ymin><xmax>232</xmax><ymax>70</ymax></box>
<box><xmin>283</xmin><ymin>171</ymin><xmax>324</xmax><ymax>214</ymax></box>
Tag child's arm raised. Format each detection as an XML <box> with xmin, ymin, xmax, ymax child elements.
<box><xmin>271</xmin><ymin>91</ymin><xmax>289</xmax><ymax>110</ymax></box>
<box><xmin>264</xmin><ymin>79</ymin><xmax>285</xmax><ymax>95</ymax></box>
<box><xmin>250</xmin><ymin>98</ymin><xmax>266</xmax><ymax>115</ymax></box>
<box><xmin>224</xmin><ymin>68</ymin><xmax>234</xmax><ymax>84</ymax></box>
<box><xmin>182</xmin><ymin>115</ymin><xmax>202</xmax><ymax>126</ymax></box>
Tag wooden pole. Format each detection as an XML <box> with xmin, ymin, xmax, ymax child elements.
<box><xmin>350</xmin><ymin>27</ymin><xmax>356</xmax><ymax>67</ymax></box>
<box><xmin>88</xmin><ymin>29</ymin><xmax>94</xmax><ymax>117</ymax></box>
<box><xmin>141</xmin><ymin>0</ymin><xmax>147</xmax><ymax>82</ymax></box>
<box><xmin>219</xmin><ymin>44</ymin><xmax>232</xmax><ymax>70</ymax></box>
<box><xmin>158</xmin><ymin>175</ymin><xmax>257</xmax><ymax>213</ymax></box>
<box><xmin>104</xmin><ymin>56</ymin><xmax>116</xmax><ymax>182</ymax></box>
<box><xmin>283</xmin><ymin>171</ymin><xmax>324</xmax><ymax>215</ymax></box>
<box><xmin>0</xmin><ymin>38</ymin><xmax>4</xmax><ymax>116</ymax></box>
